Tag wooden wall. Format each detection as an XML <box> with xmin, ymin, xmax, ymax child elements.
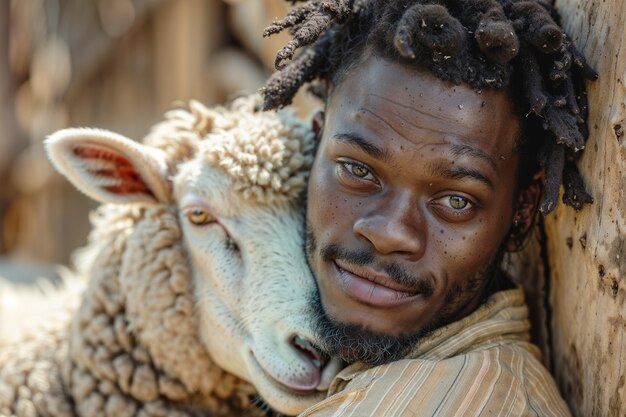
<box><xmin>548</xmin><ymin>1</ymin><xmax>626</xmax><ymax>416</ymax></box>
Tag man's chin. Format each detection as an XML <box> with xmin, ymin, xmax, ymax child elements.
<box><xmin>310</xmin><ymin>292</ymin><xmax>425</xmax><ymax>366</ymax></box>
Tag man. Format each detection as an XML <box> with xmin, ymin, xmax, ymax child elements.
<box><xmin>262</xmin><ymin>1</ymin><xmax>596</xmax><ymax>415</ymax></box>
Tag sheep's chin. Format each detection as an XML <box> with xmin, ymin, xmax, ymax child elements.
<box><xmin>244</xmin><ymin>350</ymin><xmax>327</xmax><ymax>415</ymax></box>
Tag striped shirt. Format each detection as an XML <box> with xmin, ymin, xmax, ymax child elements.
<box><xmin>299</xmin><ymin>289</ymin><xmax>571</xmax><ymax>417</ymax></box>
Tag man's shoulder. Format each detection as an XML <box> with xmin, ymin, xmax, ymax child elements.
<box><xmin>347</xmin><ymin>341</ymin><xmax>553</xmax><ymax>394</ymax></box>
<box><xmin>301</xmin><ymin>344</ymin><xmax>571</xmax><ymax>417</ymax></box>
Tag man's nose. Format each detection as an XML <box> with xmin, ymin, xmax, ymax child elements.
<box><xmin>353</xmin><ymin>198</ymin><xmax>426</xmax><ymax>260</ymax></box>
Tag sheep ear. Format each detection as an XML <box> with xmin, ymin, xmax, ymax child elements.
<box><xmin>45</xmin><ymin>128</ymin><xmax>171</xmax><ymax>204</ymax></box>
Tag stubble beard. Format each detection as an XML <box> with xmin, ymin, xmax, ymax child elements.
<box><xmin>304</xmin><ymin>223</ymin><xmax>506</xmax><ymax>367</ymax></box>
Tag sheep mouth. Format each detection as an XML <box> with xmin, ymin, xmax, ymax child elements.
<box><xmin>248</xmin><ymin>354</ymin><xmax>315</xmax><ymax>395</ymax></box>
<box><xmin>248</xmin><ymin>339</ymin><xmax>330</xmax><ymax>395</ymax></box>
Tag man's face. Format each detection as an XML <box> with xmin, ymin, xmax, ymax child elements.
<box><xmin>306</xmin><ymin>55</ymin><xmax>521</xmax><ymax>364</ymax></box>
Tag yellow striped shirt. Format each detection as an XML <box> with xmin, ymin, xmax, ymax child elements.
<box><xmin>300</xmin><ymin>289</ymin><xmax>571</xmax><ymax>417</ymax></box>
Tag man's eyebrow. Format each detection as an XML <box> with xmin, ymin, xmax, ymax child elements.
<box><xmin>331</xmin><ymin>133</ymin><xmax>391</xmax><ymax>162</ymax></box>
<box><xmin>449</xmin><ymin>143</ymin><xmax>498</xmax><ymax>171</ymax></box>
<box><xmin>429</xmin><ymin>163</ymin><xmax>494</xmax><ymax>189</ymax></box>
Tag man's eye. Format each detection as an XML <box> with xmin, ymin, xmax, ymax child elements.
<box><xmin>448</xmin><ymin>195</ymin><xmax>471</xmax><ymax>210</ymax></box>
<box><xmin>430</xmin><ymin>194</ymin><xmax>476</xmax><ymax>222</ymax></box>
<box><xmin>434</xmin><ymin>195</ymin><xmax>473</xmax><ymax>211</ymax></box>
<box><xmin>335</xmin><ymin>159</ymin><xmax>380</xmax><ymax>188</ymax></box>
<box><xmin>349</xmin><ymin>163</ymin><xmax>370</xmax><ymax>178</ymax></box>
<box><xmin>341</xmin><ymin>161</ymin><xmax>374</xmax><ymax>180</ymax></box>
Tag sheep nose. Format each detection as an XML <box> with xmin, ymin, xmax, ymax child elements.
<box><xmin>292</xmin><ymin>335</ymin><xmax>328</xmax><ymax>370</ymax></box>
<box><xmin>267</xmin><ymin>334</ymin><xmax>329</xmax><ymax>393</ymax></box>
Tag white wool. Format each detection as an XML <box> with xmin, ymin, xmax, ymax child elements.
<box><xmin>145</xmin><ymin>95</ymin><xmax>314</xmax><ymax>205</ymax></box>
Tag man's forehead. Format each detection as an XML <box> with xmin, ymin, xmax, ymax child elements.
<box><xmin>326</xmin><ymin>56</ymin><xmax>520</xmax><ymax>162</ymax></box>
<box><xmin>328</xmin><ymin>131</ymin><xmax>504</xmax><ymax>179</ymax></box>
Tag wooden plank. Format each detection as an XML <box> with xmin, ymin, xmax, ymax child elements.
<box><xmin>153</xmin><ymin>0</ymin><xmax>224</xmax><ymax>112</ymax></box>
<box><xmin>548</xmin><ymin>1</ymin><xmax>626</xmax><ymax>415</ymax></box>
<box><xmin>0</xmin><ymin>0</ymin><xmax>22</xmax><ymax>255</ymax></box>
<box><xmin>0</xmin><ymin>0</ymin><xmax>22</xmax><ymax>171</ymax></box>
<box><xmin>61</xmin><ymin>0</ymin><xmax>167</xmax><ymax>98</ymax></box>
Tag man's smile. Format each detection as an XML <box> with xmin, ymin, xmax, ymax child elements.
<box><xmin>332</xmin><ymin>259</ymin><xmax>423</xmax><ymax>308</ymax></box>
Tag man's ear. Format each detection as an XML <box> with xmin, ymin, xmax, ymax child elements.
<box><xmin>312</xmin><ymin>110</ymin><xmax>325</xmax><ymax>141</ymax></box>
<box><xmin>506</xmin><ymin>174</ymin><xmax>543</xmax><ymax>252</ymax></box>
<box><xmin>45</xmin><ymin>128</ymin><xmax>171</xmax><ymax>205</ymax></box>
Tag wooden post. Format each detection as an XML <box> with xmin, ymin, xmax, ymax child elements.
<box><xmin>0</xmin><ymin>0</ymin><xmax>21</xmax><ymax>255</ymax></box>
<box><xmin>548</xmin><ymin>1</ymin><xmax>626</xmax><ymax>415</ymax></box>
<box><xmin>153</xmin><ymin>0</ymin><xmax>224</xmax><ymax>112</ymax></box>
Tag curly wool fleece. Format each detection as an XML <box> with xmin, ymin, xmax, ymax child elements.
<box><xmin>0</xmin><ymin>199</ymin><xmax>264</xmax><ymax>417</ymax></box>
<box><xmin>0</xmin><ymin>96</ymin><xmax>316</xmax><ymax>417</ymax></box>
<box><xmin>145</xmin><ymin>96</ymin><xmax>314</xmax><ymax>205</ymax></box>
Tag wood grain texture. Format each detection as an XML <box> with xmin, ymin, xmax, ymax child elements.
<box><xmin>548</xmin><ymin>1</ymin><xmax>626</xmax><ymax>415</ymax></box>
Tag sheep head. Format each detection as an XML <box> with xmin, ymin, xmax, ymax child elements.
<box><xmin>45</xmin><ymin>95</ymin><xmax>341</xmax><ymax>415</ymax></box>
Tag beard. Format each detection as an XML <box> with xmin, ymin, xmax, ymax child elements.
<box><xmin>305</xmin><ymin>224</ymin><xmax>507</xmax><ymax>367</ymax></box>
<box><xmin>308</xmin><ymin>288</ymin><xmax>429</xmax><ymax>366</ymax></box>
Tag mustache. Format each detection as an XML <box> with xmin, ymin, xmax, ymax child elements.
<box><xmin>320</xmin><ymin>243</ymin><xmax>434</xmax><ymax>296</ymax></box>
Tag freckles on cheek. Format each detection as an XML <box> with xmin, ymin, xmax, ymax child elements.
<box><xmin>308</xmin><ymin>185</ymin><xmax>338</xmax><ymax>241</ymax></box>
<box><xmin>310</xmin><ymin>166</ymin><xmax>350</xmax><ymax>220</ymax></box>
<box><xmin>438</xmin><ymin>225</ymin><xmax>497</xmax><ymax>269</ymax></box>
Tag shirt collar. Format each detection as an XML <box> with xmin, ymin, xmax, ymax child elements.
<box><xmin>329</xmin><ymin>288</ymin><xmax>530</xmax><ymax>389</ymax></box>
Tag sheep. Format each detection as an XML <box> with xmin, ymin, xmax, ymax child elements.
<box><xmin>0</xmin><ymin>95</ymin><xmax>342</xmax><ymax>417</ymax></box>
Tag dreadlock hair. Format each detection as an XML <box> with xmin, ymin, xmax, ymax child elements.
<box><xmin>261</xmin><ymin>0</ymin><xmax>598</xmax><ymax>214</ymax></box>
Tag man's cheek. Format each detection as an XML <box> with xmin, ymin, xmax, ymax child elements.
<box><xmin>309</xmin><ymin>167</ymin><xmax>348</xmax><ymax>228</ymax></box>
<box><xmin>440</xmin><ymin>229</ymin><xmax>497</xmax><ymax>276</ymax></box>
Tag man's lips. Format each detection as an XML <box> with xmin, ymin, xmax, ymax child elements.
<box><xmin>332</xmin><ymin>259</ymin><xmax>422</xmax><ymax>308</ymax></box>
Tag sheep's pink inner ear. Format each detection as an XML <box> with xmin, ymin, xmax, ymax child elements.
<box><xmin>72</xmin><ymin>145</ymin><xmax>154</xmax><ymax>198</ymax></box>
<box><xmin>46</xmin><ymin>127</ymin><xmax>170</xmax><ymax>204</ymax></box>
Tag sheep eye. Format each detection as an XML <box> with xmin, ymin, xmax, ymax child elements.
<box><xmin>187</xmin><ymin>208</ymin><xmax>213</xmax><ymax>225</ymax></box>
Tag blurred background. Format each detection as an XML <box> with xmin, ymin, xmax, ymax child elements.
<box><xmin>0</xmin><ymin>0</ymin><xmax>321</xmax><ymax>340</ymax></box>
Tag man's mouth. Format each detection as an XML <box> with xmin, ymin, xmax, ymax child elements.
<box><xmin>332</xmin><ymin>259</ymin><xmax>422</xmax><ymax>308</ymax></box>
